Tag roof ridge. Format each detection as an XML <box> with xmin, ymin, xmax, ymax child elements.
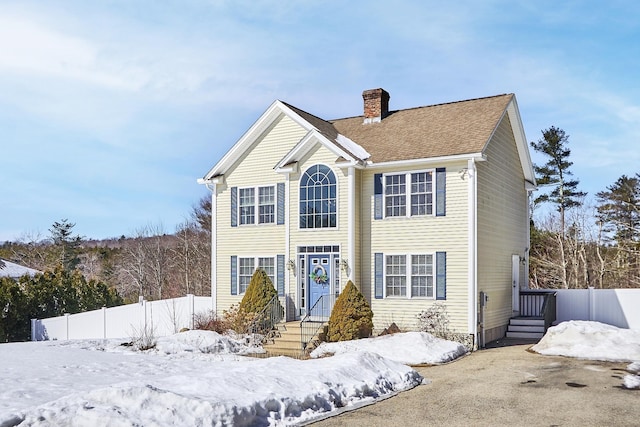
<box><xmin>329</xmin><ymin>93</ymin><xmax>513</xmax><ymax>122</ymax></box>
<box><xmin>279</xmin><ymin>101</ymin><xmax>334</xmax><ymax>126</ymax></box>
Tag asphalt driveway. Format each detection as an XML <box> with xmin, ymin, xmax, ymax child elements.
<box><xmin>311</xmin><ymin>340</ymin><xmax>638</xmax><ymax>426</ymax></box>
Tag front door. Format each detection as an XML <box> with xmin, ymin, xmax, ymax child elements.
<box><xmin>308</xmin><ymin>254</ymin><xmax>331</xmax><ymax>318</ymax></box>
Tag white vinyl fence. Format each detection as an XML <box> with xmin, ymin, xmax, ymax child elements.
<box><xmin>554</xmin><ymin>288</ymin><xmax>640</xmax><ymax>329</ymax></box>
<box><xmin>31</xmin><ymin>295</ymin><xmax>213</xmax><ymax>341</ymax></box>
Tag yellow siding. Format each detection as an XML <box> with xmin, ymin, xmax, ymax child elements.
<box><xmin>476</xmin><ymin>114</ymin><xmax>529</xmax><ymax>332</ymax></box>
<box><xmin>360</xmin><ymin>163</ymin><xmax>471</xmax><ymax>333</ymax></box>
<box><xmin>215</xmin><ymin>115</ymin><xmax>307</xmax><ymax>311</ymax></box>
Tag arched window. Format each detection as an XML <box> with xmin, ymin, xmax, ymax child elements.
<box><xmin>300</xmin><ymin>164</ymin><xmax>337</xmax><ymax>228</ymax></box>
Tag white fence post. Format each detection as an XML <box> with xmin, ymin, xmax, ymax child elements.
<box><xmin>188</xmin><ymin>294</ymin><xmax>195</xmax><ymax>329</ymax></box>
<box><xmin>102</xmin><ymin>307</ymin><xmax>107</xmax><ymax>339</ymax></box>
<box><xmin>588</xmin><ymin>287</ymin><xmax>595</xmax><ymax>321</ymax></box>
<box><xmin>31</xmin><ymin>319</ymin><xmax>36</xmax><ymax>341</ymax></box>
<box><xmin>65</xmin><ymin>313</ymin><xmax>70</xmax><ymax>340</ymax></box>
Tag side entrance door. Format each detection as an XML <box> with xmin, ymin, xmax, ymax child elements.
<box><xmin>512</xmin><ymin>254</ymin><xmax>520</xmax><ymax>314</ymax></box>
<box><xmin>308</xmin><ymin>254</ymin><xmax>331</xmax><ymax>318</ymax></box>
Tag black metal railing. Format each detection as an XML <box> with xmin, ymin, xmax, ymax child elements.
<box><xmin>300</xmin><ymin>294</ymin><xmax>331</xmax><ymax>353</ymax></box>
<box><xmin>246</xmin><ymin>295</ymin><xmax>284</xmax><ymax>337</ymax></box>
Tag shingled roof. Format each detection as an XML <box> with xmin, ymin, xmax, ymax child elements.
<box><xmin>330</xmin><ymin>94</ymin><xmax>514</xmax><ymax>163</ymax></box>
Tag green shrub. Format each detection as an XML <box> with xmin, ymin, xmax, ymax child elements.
<box><xmin>326</xmin><ymin>281</ymin><xmax>373</xmax><ymax>342</ymax></box>
<box><xmin>239</xmin><ymin>269</ymin><xmax>280</xmax><ymax>314</ymax></box>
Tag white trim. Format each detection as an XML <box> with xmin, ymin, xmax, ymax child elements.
<box><xmin>297</xmin><ymin>163</ymin><xmax>339</xmax><ymax>231</ymax></box>
<box><xmin>506</xmin><ymin>96</ymin><xmax>536</xmax><ymax>186</ymax></box>
<box><xmin>347</xmin><ymin>166</ymin><xmax>355</xmax><ymax>282</ymax></box>
<box><xmin>236</xmin><ymin>184</ymin><xmax>277</xmax><ymax>226</ymax></box>
<box><xmin>381</xmin><ymin>169</ymin><xmax>435</xmax><ymax>219</ymax></box>
<box><xmin>275</xmin><ymin>129</ymin><xmax>359</xmax><ymax>170</ymax></box>
<box><xmin>285</xmin><ymin>176</ymin><xmax>291</xmax><ymax>300</ymax></box>
<box><xmin>211</xmin><ymin>186</ymin><xmax>217</xmax><ymax>311</ymax></box>
<box><xmin>382</xmin><ymin>253</ymin><xmax>436</xmax><ymax>299</ymax></box>
<box><xmin>467</xmin><ymin>158</ymin><xmax>478</xmax><ymax>339</ymax></box>
<box><xmin>235</xmin><ymin>255</ymin><xmax>278</xmax><ymax>294</ymax></box>
<box><xmin>365</xmin><ymin>153</ymin><xmax>486</xmax><ymax>169</ymax></box>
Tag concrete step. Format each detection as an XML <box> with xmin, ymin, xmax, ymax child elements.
<box><xmin>508</xmin><ymin>325</ymin><xmax>545</xmax><ymax>333</ymax></box>
<box><xmin>506</xmin><ymin>331</ymin><xmax>543</xmax><ymax>339</ymax></box>
<box><xmin>510</xmin><ymin>318</ymin><xmax>544</xmax><ymax>327</ymax></box>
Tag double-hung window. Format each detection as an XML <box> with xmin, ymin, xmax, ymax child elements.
<box><xmin>238</xmin><ymin>257</ymin><xmax>255</xmax><ymax>294</ymax></box>
<box><xmin>237</xmin><ymin>256</ymin><xmax>276</xmax><ymax>294</ymax></box>
<box><xmin>257</xmin><ymin>257</ymin><xmax>275</xmax><ymax>284</ymax></box>
<box><xmin>384</xmin><ymin>171</ymin><xmax>433</xmax><ymax>218</ymax></box>
<box><xmin>258</xmin><ymin>187</ymin><xmax>275</xmax><ymax>224</ymax></box>
<box><xmin>385</xmin><ymin>254</ymin><xmax>434</xmax><ymax>298</ymax></box>
<box><xmin>239</xmin><ymin>186</ymin><xmax>275</xmax><ymax>225</ymax></box>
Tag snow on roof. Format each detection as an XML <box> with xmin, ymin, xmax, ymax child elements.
<box><xmin>0</xmin><ymin>259</ymin><xmax>40</xmax><ymax>278</ymax></box>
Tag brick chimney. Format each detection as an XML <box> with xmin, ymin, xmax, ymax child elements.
<box><xmin>362</xmin><ymin>88</ymin><xmax>390</xmax><ymax>124</ymax></box>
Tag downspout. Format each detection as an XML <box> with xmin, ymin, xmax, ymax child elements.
<box><xmin>347</xmin><ymin>166</ymin><xmax>355</xmax><ymax>285</ymax></box>
<box><xmin>467</xmin><ymin>158</ymin><xmax>478</xmax><ymax>348</ymax></box>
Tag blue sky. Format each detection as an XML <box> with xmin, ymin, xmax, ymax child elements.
<box><xmin>2</xmin><ymin>0</ymin><xmax>639</xmax><ymax>241</ymax></box>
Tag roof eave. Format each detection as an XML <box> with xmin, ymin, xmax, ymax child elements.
<box><xmin>365</xmin><ymin>152</ymin><xmax>486</xmax><ymax>169</ymax></box>
<box><xmin>202</xmin><ymin>100</ymin><xmax>317</xmax><ymax>180</ymax></box>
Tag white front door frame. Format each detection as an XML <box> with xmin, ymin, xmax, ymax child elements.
<box><xmin>512</xmin><ymin>254</ymin><xmax>520</xmax><ymax>314</ymax></box>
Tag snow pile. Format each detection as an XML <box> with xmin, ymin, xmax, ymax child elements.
<box><xmin>311</xmin><ymin>331</ymin><xmax>467</xmax><ymax>365</ymax></box>
<box><xmin>5</xmin><ymin>352</ymin><xmax>421</xmax><ymax>426</ymax></box>
<box><xmin>1</xmin><ymin>332</ymin><xmax>427</xmax><ymax>426</ymax></box>
<box><xmin>624</xmin><ymin>362</ymin><xmax>640</xmax><ymax>390</ymax></box>
<box><xmin>531</xmin><ymin>320</ymin><xmax>640</xmax><ymax>390</ymax></box>
<box><xmin>336</xmin><ymin>134</ymin><xmax>371</xmax><ymax>159</ymax></box>
<box><xmin>531</xmin><ymin>320</ymin><xmax>640</xmax><ymax>362</ymax></box>
<box><xmin>155</xmin><ymin>329</ymin><xmax>264</xmax><ymax>355</ymax></box>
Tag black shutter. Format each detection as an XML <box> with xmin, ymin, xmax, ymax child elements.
<box><xmin>374</xmin><ymin>174</ymin><xmax>383</xmax><ymax>220</ymax></box>
<box><xmin>374</xmin><ymin>253</ymin><xmax>384</xmax><ymax>299</ymax></box>
<box><xmin>231</xmin><ymin>256</ymin><xmax>238</xmax><ymax>295</ymax></box>
<box><xmin>277</xmin><ymin>183</ymin><xmax>285</xmax><ymax>225</ymax></box>
<box><xmin>277</xmin><ymin>254</ymin><xmax>285</xmax><ymax>297</ymax></box>
<box><xmin>231</xmin><ymin>187</ymin><xmax>238</xmax><ymax>227</ymax></box>
<box><xmin>436</xmin><ymin>168</ymin><xmax>446</xmax><ymax>216</ymax></box>
<box><xmin>436</xmin><ymin>251</ymin><xmax>446</xmax><ymax>300</ymax></box>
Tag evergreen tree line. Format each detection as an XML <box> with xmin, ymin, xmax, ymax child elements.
<box><xmin>0</xmin><ymin>197</ymin><xmax>212</xmax><ymax>304</ymax></box>
<box><xmin>0</xmin><ymin>266</ymin><xmax>122</xmax><ymax>341</ymax></box>
<box><xmin>530</xmin><ymin>127</ymin><xmax>640</xmax><ymax>289</ymax></box>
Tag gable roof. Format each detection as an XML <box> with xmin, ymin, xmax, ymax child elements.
<box><xmin>201</xmin><ymin>92</ymin><xmax>535</xmax><ymax>186</ymax></box>
<box><xmin>331</xmin><ymin>94</ymin><xmax>513</xmax><ymax>163</ymax></box>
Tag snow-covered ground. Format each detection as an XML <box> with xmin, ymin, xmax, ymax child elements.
<box><xmin>0</xmin><ymin>330</ymin><xmax>445</xmax><ymax>426</ymax></box>
<box><xmin>311</xmin><ymin>331</ymin><xmax>467</xmax><ymax>365</ymax></box>
<box><xmin>531</xmin><ymin>320</ymin><xmax>640</xmax><ymax>389</ymax></box>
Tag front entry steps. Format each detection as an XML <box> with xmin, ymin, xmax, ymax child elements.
<box><xmin>506</xmin><ymin>317</ymin><xmax>545</xmax><ymax>340</ymax></box>
<box><xmin>263</xmin><ymin>322</ymin><xmax>305</xmax><ymax>358</ymax></box>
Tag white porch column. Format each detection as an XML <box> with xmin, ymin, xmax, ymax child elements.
<box><xmin>347</xmin><ymin>166</ymin><xmax>355</xmax><ymax>284</ymax></box>
<box><xmin>285</xmin><ymin>176</ymin><xmax>291</xmax><ymax>298</ymax></box>
<box><xmin>210</xmin><ymin>186</ymin><xmax>218</xmax><ymax>312</ymax></box>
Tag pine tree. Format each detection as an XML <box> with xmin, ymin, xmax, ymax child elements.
<box><xmin>49</xmin><ymin>219</ymin><xmax>82</xmax><ymax>271</ymax></box>
<box><xmin>596</xmin><ymin>174</ymin><xmax>640</xmax><ymax>287</ymax></box>
<box><xmin>530</xmin><ymin>127</ymin><xmax>586</xmax><ymax>234</ymax></box>
<box><xmin>326</xmin><ymin>281</ymin><xmax>373</xmax><ymax>342</ymax></box>
<box><xmin>530</xmin><ymin>127</ymin><xmax>586</xmax><ymax>289</ymax></box>
<box><xmin>596</xmin><ymin>174</ymin><xmax>640</xmax><ymax>244</ymax></box>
